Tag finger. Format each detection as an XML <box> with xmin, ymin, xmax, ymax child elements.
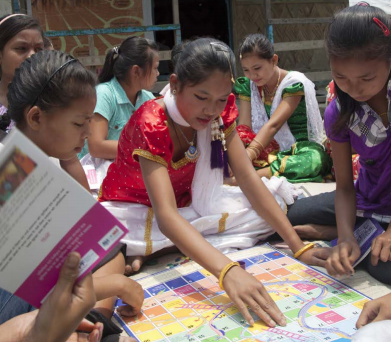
<box><xmin>339</xmin><ymin>247</ymin><xmax>354</xmax><ymax>275</ymax></box>
<box><xmin>246</xmin><ymin>295</ymin><xmax>275</xmax><ymax>327</ymax></box>
<box><xmin>117</xmin><ymin>305</ymin><xmax>137</xmax><ymax>317</ymax></box>
<box><xmin>73</xmin><ymin>273</ymin><xmax>96</xmax><ymax>309</ymax></box>
<box><xmin>330</xmin><ymin>254</ymin><xmax>348</xmax><ymax>276</ymax></box>
<box><xmin>76</xmin><ymin>319</ymin><xmax>96</xmax><ymax>333</ymax></box>
<box><xmin>356</xmin><ymin>303</ymin><xmax>378</xmax><ymax>328</ymax></box>
<box><xmin>88</xmin><ymin>329</ymin><xmax>101</xmax><ymax>342</ymax></box>
<box><xmin>380</xmin><ymin>245</ymin><xmax>391</xmax><ymax>263</ymax></box>
<box><xmin>55</xmin><ymin>252</ymin><xmax>81</xmax><ymax>295</ymax></box>
<box><xmin>256</xmin><ymin>286</ymin><xmax>286</xmax><ymax>326</ymax></box>
<box><xmin>234</xmin><ymin>297</ymin><xmax>255</xmax><ymax>326</ymax></box>
<box><xmin>371</xmin><ymin>239</ymin><xmax>381</xmax><ymax>266</ymax></box>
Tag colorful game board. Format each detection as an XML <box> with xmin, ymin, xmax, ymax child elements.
<box><xmin>114</xmin><ymin>245</ymin><xmax>370</xmax><ymax>342</ymax></box>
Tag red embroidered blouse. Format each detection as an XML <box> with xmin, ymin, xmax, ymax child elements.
<box><xmin>99</xmin><ymin>94</ymin><xmax>238</xmax><ymax>208</ymax></box>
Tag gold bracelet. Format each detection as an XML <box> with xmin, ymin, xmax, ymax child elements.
<box><xmin>247</xmin><ymin>146</ymin><xmax>260</xmax><ymax>160</ymax></box>
<box><xmin>252</xmin><ymin>137</ymin><xmax>265</xmax><ymax>151</ymax></box>
<box><xmin>293</xmin><ymin>243</ymin><xmax>316</xmax><ymax>259</ymax></box>
<box><xmin>219</xmin><ymin>261</ymin><xmax>240</xmax><ymax>290</ymax></box>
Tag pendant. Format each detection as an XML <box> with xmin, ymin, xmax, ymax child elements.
<box><xmin>185</xmin><ymin>144</ymin><xmax>200</xmax><ymax>162</ymax></box>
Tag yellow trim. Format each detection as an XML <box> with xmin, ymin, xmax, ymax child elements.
<box><xmin>144</xmin><ymin>208</ymin><xmax>154</xmax><ymax>256</ymax></box>
<box><xmin>292</xmin><ymin>143</ymin><xmax>297</xmax><ymax>155</ymax></box>
<box><xmin>218</xmin><ymin>213</ymin><xmax>229</xmax><ymax>233</ymax></box>
<box><xmin>171</xmin><ymin>156</ymin><xmax>190</xmax><ymax>170</ymax></box>
<box><xmin>268</xmin><ymin>151</ymin><xmax>278</xmax><ymax>164</ymax></box>
<box><xmin>279</xmin><ymin>156</ymin><xmax>289</xmax><ymax>174</ymax></box>
<box><xmin>252</xmin><ymin>159</ymin><xmax>269</xmax><ymax>168</ymax></box>
<box><xmin>239</xmin><ymin>94</ymin><xmax>251</xmax><ymax>102</ymax></box>
<box><xmin>133</xmin><ymin>149</ymin><xmax>168</xmax><ymax>168</ymax></box>
<box><xmin>225</xmin><ymin>122</ymin><xmax>237</xmax><ymax>138</ymax></box>
<box><xmin>282</xmin><ymin>91</ymin><xmax>304</xmax><ymax>99</ymax></box>
<box><xmin>272</xmin><ymin>169</ymin><xmax>278</xmax><ymax>177</ymax></box>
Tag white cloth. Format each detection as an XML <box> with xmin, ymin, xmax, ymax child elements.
<box><xmin>103</xmin><ymin>176</ymin><xmax>298</xmax><ymax>256</ymax></box>
<box><xmin>250</xmin><ymin>71</ymin><xmax>324</xmax><ymax>151</ymax></box>
<box><xmin>352</xmin><ymin>320</ymin><xmax>391</xmax><ymax>342</ymax></box>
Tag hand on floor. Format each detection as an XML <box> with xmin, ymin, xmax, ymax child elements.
<box><xmin>223</xmin><ymin>265</ymin><xmax>287</xmax><ymax>328</ymax></box>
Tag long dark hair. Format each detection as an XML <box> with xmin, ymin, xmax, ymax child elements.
<box><xmin>326</xmin><ymin>4</ymin><xmax>391</xmax><ymax>133</ymax></box>
<box><xmin>8</xmin><ymin>50</ymin><xmax>97</xmax><ymax>126</ymax></box>
<box><xmin>98</xmin><ymin>36</ymin><xmax>158</xmax><ymax>84</ymax></box>
<box><xmin>238</xmin><ymin>33</ymin><xmax>274</xmax><ymax>60</ymax></box>
<box><xmin>0</xmin><ymin>14</ymin><xmax>44</xmax><ymax>131</ymax></box>
<box><xmin>175</xmin><ymin>37</ymin><xmax>236</xmax><ymax>90</ymax></box>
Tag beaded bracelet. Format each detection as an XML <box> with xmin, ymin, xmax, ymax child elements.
<box><xmin>218</xmin><ymin>261</ymin><xmax>240</xmax><ymax>290</ymax></box>
<box><xmin>293</xmin><ymin>243</ymin><xmax>316</xmax><ymax>259</ymax></box>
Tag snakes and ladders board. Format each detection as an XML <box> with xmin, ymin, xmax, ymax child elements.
<box><xmin>114</xmin><ymin>244</ymin><xmax>370</xmax><ymax>342</ymax></box>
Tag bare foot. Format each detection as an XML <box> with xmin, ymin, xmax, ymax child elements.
<box><xmin>125</xmin><ymin>256</ymin><xmax>146</xmax><ymax>276</ymax></box>
<box><xmin>294</xmin><ymin>224</ymin><xmax>337</xmax><ymax>241</ymax></box>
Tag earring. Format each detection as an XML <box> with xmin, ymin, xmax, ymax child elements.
<box><xmin>172</xmin><ymin>89</ymin><xmax>177</xmax><ymax>95</ymax></box>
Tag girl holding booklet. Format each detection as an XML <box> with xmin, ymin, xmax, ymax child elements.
<box><xmin>99</xmin><ymin>37</ymin><xmax>331</xmax><ymax>327</ymax></box>
<box><xmin>287</xmin><ymin>4</ymin><xmax>391</xmax><ymax>284</ymax></box>
<box><xmin>3</xmin><ymin>50</ymin><xmax>138</xmax><ymax>342</ymax></box>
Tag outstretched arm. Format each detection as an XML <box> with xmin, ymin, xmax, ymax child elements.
<box><xmin>139</xmin><ymin>157</ymin><xmax>286</xmax><ymax>327</ymax></box>
<box><xmin>228</xmin><ymin>130</ymin><xmax>330</xmax><ymax>266</ymax></box>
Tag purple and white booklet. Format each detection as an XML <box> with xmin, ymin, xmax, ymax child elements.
<box><xmin>331</xmin><ymin>217</ymin><xmax>385</xmax><ymax>267</ymax></box>
<box><xmin>0</xmin><ymin>129</ymin><xmax>128</xmax><ymax>308</ymax></box>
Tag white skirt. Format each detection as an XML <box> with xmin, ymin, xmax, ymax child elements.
<box><xmin>101</xmin><ymin>177</ymin><xmax>301</xmax><ymax>257</ymax></box>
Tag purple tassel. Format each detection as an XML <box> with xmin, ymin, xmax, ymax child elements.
<box><xmin>223</xmin><ymin>150</ymin><xmax>230</xmax><ymax>178</ymax></box>
<box><xmin>211</xmin><ymin>140</ymin><xmax>223</xmax><ymax>169</ymax></box>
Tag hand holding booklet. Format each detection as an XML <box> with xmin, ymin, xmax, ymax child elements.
<box><xmin>331</xmin><ymin>217</ymin><xmax>385</xmax><ymax>267</ymax></box>
<box><xmin>0</xmin><ymin>129</ymin><xmax>127</xmax><ymax>308</ymax></box>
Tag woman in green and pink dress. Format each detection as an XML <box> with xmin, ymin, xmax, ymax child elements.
<box><xmin>233</xmin><ymin>34</ymin><xmax>331</xmax><ymax>183</ymax></box>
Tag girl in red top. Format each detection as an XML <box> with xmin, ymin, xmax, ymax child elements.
<box><xmin>100</xmin><ymin>38</ymin><xmax>330</xmax><ymax>327</ymax></box>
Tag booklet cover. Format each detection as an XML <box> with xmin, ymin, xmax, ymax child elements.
<box><xmin>0</xmin><ymin>129</ymin><xmax>128</xmax><ymax>308</ymax></box>
<box><xmin>331</xmin><ymin>217</ymin><xmax>385</xmax><ymax>267</ymax></box>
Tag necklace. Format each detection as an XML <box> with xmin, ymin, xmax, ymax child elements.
<box><xmin>173</xmin><ymin>121</ymin><xmax>199</xmax><ymax>162</ymax></box>
<box><xmin>264</xmin><ymin>67</ymin><xmax>281</xmax><ymax>102</ymax></box>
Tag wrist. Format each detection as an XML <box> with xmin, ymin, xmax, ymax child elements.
<box><xmin>337</xmin><ymin>234</ymin><xmax>356</xmax><ymax>244</ymax></box>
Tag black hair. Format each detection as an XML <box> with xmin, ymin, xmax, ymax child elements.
<box><xmin>238</xmin><ymin>34</ymin><xmax>274</xmax><ymax>60</ymax></box>
<box><xmin>169</xmin><ymin>40</ymin><xmax>191</xmax><ymax>74</ymax></box>
<box><xmin>7</xmin><ymin>50</ymin><xmax>97</xmax><ymax>126</ymax></box>
<box><xmin>326</xmin><ymin>4</ymin><xmax>391</xmax><ymax>133</ymax></box>
<box><xmin>99</xmin><ymin>36</ymin><xmax>158</xmax><ymax>83</ymax></box>
<box><xmin>174</xmin><ymin>37</ymin><xmax>236</xmax><ymax>90</ymax></box>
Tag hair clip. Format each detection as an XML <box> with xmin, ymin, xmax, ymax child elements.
<box><xmin>356</xmin><ymin>1</ymin><xmax>370</xmax><ymax>6</ymax></box>
<box><xmin>373</xmin><ymin>17</ymin><xmax>390</xmax><ymax>37</ymax></box>
<box><xmin>113</xmin><ymin>46</ymin><xmax>119</xmax><ymax>54</ymax></box>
